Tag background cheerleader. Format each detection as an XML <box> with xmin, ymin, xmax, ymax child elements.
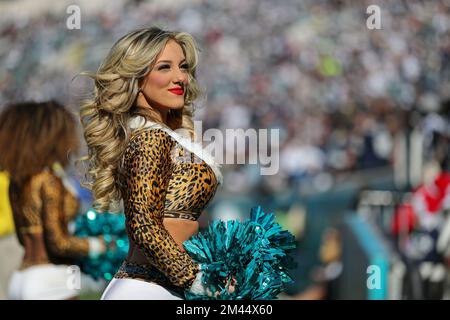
<box><xmin>0</xmin><ymin>101</ymin><xmax>107</xmax><ymax>300</ymax></box>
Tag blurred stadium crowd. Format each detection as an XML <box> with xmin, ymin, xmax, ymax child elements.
<box><xmin>0</xmin><ymin>0</ymin><xmax>450</xmax><ymax>299</ymax></box>
<box><xmin>1</xmin><ymin>0</ymin><xmax>449</xmax><ymax>195</ymax></box>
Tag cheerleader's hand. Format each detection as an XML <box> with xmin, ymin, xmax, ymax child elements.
<box><xmin>207</xmin><ymin>275</ymin><xmax>237</xmax><ymax>297</ymax></box>
<box><xmin>87</xmin><ymin>236</ymin><xmax>107</xmax><ymax>259</ymax></box>
<box><xmin>98</xmin><ymin>235</ymin><xmax>108</xmax><ymax>252</ymax></box>
<box><xmin>226</xmin><ymin>275</ymin><xmax>237</xmax><ymax>294</ymax></box>
<box><xmin>188</xmin><ymin>266</ymin><xmax>237</xmax><ymax>298</ymax></box>
<box><xmin>206</xmin><ymin>287</ymin><xmax>220</xmax><ymax>298</ymax></box>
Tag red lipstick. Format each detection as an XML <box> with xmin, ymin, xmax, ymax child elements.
<box><xmin>168</xmin><ymin>86</ymin><xmax>184</xmax><ymax>95</ymax></box>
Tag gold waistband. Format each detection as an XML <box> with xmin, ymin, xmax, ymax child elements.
<box><xmin>163</xmin><ymin>209</ymin><xmax>200</xmax><ymax>221</ymax></box>
<box><xmin>115</xmin><ymin>261</ymin><xmax>185</xmax><ymax>297</ymax></box>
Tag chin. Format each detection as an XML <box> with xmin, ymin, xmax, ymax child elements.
<box><xmin>171</xmin><ymin>102</ymin><xmax>185</xmax><ymax>110</ymax></box>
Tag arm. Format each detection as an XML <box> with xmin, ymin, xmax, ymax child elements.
<box><xmin>41</xmin><ymin>171</ymin><xmax>103</xmax><ymax>258</ymax></box>
<box><xmin>123</xmin><ymin>129</ymin><xmax>200</xmax><ymax>288</ymax></box>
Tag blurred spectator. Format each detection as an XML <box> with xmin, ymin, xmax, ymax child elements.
<box><xmin>0</xmin><ymin>0</ymin><xmax>448</xmax><ymax>195</ymax></box>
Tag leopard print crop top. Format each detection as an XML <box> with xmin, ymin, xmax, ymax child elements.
<box><xmin>117</xmin><ymin>116</ymin><xmax>222</xmax><ymax>288</ymax></box>
<box><xmin>9</xmin><ymin>165</ymin><xmax>89</xmax><ymax>267</ymax></box>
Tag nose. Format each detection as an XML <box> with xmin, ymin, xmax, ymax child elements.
<box><xmin>173</xmin><ymin>67</ymin><xmax>188</xmax><ymax>85</ymax></box>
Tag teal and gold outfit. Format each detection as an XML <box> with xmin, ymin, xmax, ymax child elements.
<box><xmin>102</xmin><ymin>116</ymin><xmax>296</xmax><ymax>300</ymax></box>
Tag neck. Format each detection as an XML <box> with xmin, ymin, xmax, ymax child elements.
<box><xmin>156</xmin><ymin>108</ymin><xmax>168</xmax><ymax>125</ymax></box>
<box><xmin>136</xmin><ymin>94</ymin><xmax>168</xmax><ymax>126</ymax></box>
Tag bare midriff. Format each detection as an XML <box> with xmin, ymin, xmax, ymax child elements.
<box><xmin>127</xmin><ymin>218</ymin><xmax>199</xmax><ymax>265</ymax></box>
<box><xmin>19</xmin><ymin>233</ymin><xmax>50</xmax><ymax>270</ymax></box>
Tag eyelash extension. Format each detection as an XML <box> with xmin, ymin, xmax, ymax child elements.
<box><xmin>158</xmin><ymin>64</ymin><xmax>189</xmax><ymax>70</ymax></box>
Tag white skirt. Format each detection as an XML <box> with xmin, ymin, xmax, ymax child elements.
<box><xmin>8</xmin><ymin>264</ymin><xmax>80</xmax><ymax>300</ymax></box>
<box><xmin>101</xmin><ymin>278</ymin><xmax>183</xmax><ymax>300</ymax></box>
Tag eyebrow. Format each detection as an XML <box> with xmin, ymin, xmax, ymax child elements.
<box><xmin>156</xmin><ymin>59</ymin><xmax>187</xmax><ymax>64</ymax></box>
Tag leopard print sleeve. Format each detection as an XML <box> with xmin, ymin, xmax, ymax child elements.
<box><xmin>123</xmin><ymin>129</ymin><xmax>200</xmax><ymax>288</ymax></box>
<box><xmin>40</xmin><ymin>171</ymin><xmax>90</xmax><ymax>257</ymax></box>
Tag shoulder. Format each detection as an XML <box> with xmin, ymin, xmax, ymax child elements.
<box><xmin>128</xmin><ymin>128</ymin><xmax>175</xmax><ymax>152</ymax></box>
<box><xmin>123</xmin><ymin>128</ymin><xmax>176</xmax><ymax>168</ymax></box>
<box><xmin>127</xmin><ymin>116</ymin><xmax>177</xmax><ymax>150</ymax></box>
<box><xmin>30</xmin><ymin>169</ymin><xmax>61</xmax><ymax>191</ymax></box>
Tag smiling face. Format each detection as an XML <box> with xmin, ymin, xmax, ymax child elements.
<box><xmin>137</xmin><ymin>39</ymin><xmax>189</xmax><ymax>119</ymax></box>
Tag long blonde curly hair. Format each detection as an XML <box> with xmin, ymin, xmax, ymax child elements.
<box><xmin>79</xmin><ymin>27</ymin><xmax>202</xmax><ymax>212</ymax></box>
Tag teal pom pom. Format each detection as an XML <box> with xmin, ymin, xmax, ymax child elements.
<box><xmin>183</xmin><ymin>206</ymin><xmax>297</xmax><ymax>300</ymax></box>
<box><xmin>73</xmin><ymin>210</ymin><xmax>129</xmax><ymax>281</ymax></box>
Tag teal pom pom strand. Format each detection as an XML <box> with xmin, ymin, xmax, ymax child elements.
<box><xmin>73</xmin><ymin>210</ymin><xmax>129</xmax><ymax>281</ymax></box>
<box><xmin>183</xmin><ymin>206</ymin><xmax>297</xmax><ymax>300</ymax></box>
